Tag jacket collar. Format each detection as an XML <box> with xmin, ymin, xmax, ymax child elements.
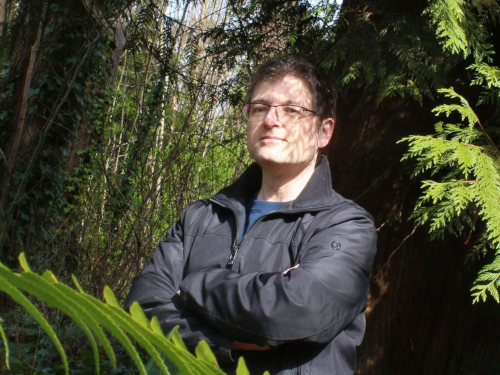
<box><xmin>212</xmin><ymin>155</ymin><xmax>335</xmax><ymax>213</ymax></box>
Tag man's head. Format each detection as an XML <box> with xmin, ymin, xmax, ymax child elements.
<box><xmin>244</xmin><ymin>56</ymin><xmax>336</xmax><ymax>170</ymax></box>
<box><xmin>246</xmin><ymin>56</ymin><xmax>336</xmax><ymax>123</ymax></box>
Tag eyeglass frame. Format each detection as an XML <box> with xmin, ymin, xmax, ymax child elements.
<box><xmin>243</xmin><ymin>102</ymin><xmax>317</xmax><ymax>124</ymax></box>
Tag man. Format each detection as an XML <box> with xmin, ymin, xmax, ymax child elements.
<box><xmin>125</xmin><ymin>56</ymin><xmax>377</xmax><ymax>374</ymax></box>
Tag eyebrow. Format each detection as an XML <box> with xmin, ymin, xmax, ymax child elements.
<box><xmin>250</xmin><ymin>99</ymin><xmax>305</xmax><ymax>106</ymax></box>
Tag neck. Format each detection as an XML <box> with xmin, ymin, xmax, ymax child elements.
<box><xmin>257</xmin><ymin>157</ymin><xmax>318</xmax><ymax>202</ymax></box>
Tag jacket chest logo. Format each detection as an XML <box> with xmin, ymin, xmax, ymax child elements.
<box><xmin>331</xmin><ymin>241</ymin><xmax>341</xmax><ymax>251</ymax></box>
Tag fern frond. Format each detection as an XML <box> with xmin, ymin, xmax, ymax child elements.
<box><xmin>237</xmin><ymin>357</ymin><xmax>251</xmax><ymax>375</ymax></box>
<box><xmin>0</xmin><ymin>254</ymin><xmax>231</xmax><ymax>375</ymax></box>
<box><xmin>0</xmin><ymin>272</ymin><xmax>69</xmax><ymax>374</ymax></box>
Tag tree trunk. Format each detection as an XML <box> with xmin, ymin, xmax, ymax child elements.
<box><xmin>0</xmin><ymin>0</ymin><xmax>129</xmax><ymax>260</ymax></box>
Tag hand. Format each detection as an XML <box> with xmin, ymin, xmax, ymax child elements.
<box><xmin>232</xmin><ymin>341</ymin><xmax>270</xmax><ymax>351</ymax></box>
<box><xmin>283</xmin><ymin>264</ymin><xmax>299</xmax><ymax>275</ymax></box>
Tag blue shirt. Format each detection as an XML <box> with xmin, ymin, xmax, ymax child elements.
<box><xmin>238</xmin><ymin>195</ymin><xmax>289</xmax><ymax>244</ymax></box>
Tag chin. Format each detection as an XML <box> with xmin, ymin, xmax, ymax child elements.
<box><xmin>250</xmin><ymin>149</ymin><xmax>287</xmax><ymax>165</ymax></box>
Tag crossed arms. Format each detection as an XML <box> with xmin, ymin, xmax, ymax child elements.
<box><xmin>124</xmin><ymin>205</ymin><xmax>377</xmax><ymax>361</ymax></box>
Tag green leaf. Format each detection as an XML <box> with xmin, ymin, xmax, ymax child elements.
<box><xmin>195</xmin><ymin>340</ymin><xmax>218</xmax><ymax>367</ymax></box>
<box><xmin>0</xmin><ymin>255</ymin><xmax>226</xmax><ymax>375</ymax></box>
<box><xmin>71</xmin><ymin>274</ymin><xmax>85</xmax><ymax>293</ymax></box>
<box><xmin>4</xmin><ymin>266</ymin><xmax>105</xmax><ymax>374</ymax></box>
<box><xmin>0</xmin><ymin>274</ymin><xmax>69</xmax><ymax>374</ymax></box>
<box><xmin>0</xmin><ymin>317</ymin><xmax>10</xmax><ymax>370</ymax></box>
<box><xmin>150</xmin><ymin>316</ymin><xmax>164</xmax><ymax>335</ymax></box>
<box><xmin>103</xmin><ymin>286</ymin><xmax>120</xmax><ymax>307</ymax></box>
<box><xmin>236</xmin><ymin>357</ymin><xmax>250</xmax><ymax>375</ymax></box>
<box><xmin>18</xmin><ymin>252</ymin><xmax>32</xmax><ymax>272</ymax></box>
<box><xmin>130</xmin><ymin>301</ymin><xmax>150</xmax><ymax>327</ymax></box>
<box><xmin>168</xmin><ymin>326</ymin><xmax>188</xmax><ymax>352</ymax></box>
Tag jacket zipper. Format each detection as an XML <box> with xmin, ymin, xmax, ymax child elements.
<box><xmin>226</xmin><ymin>245</ymin><xmax>239</xmax><ymax>268</ymax></box>
<box><xmin>209</xmin><ymin>198</ymin><xmax>242</xmax><ymax>269</ymax></box>
<box><xmin>225</xmin><ymin>212</ymin><xmax>271</xmax><ymax>268</ymax></box>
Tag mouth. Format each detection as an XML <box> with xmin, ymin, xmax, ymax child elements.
<box><xmin>260</xmin><ymin>135</ymin><xmax>285</xmax><ymax>142</ymax></box>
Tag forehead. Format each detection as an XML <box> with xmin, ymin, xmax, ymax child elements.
<box><xmin>251</xmin><ymin>75</ymin><xmax>313</xmax><ymax>106</ymax></box>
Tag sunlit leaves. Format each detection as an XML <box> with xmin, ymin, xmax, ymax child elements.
<box><xmin>400</xmin><ymin>88</ymin><xmax>500</xmax><ymax>303</ymax></box>
<box><xmin>425</xmin><ymin>0</ymin><xmax>495</xmax><ymax>61</ymax></box>
<box><xmin>0</xmin><ymin>254</ymin><xmax>240</xmax><ymax>375</ymax></box>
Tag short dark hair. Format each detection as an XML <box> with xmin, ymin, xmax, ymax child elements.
<box><xmin>246</xmin><ymin>56</ymin><xmax>336</xmax><ymax>122</ymax></box>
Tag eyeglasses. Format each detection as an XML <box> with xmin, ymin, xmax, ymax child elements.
<box><xmin>243</xmin><ymin>103</ymin><xmax>316</xmax><ymax>124</ymax></box>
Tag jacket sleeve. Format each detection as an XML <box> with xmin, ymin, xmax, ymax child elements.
<box><xmin>124</xmin><ymin>218</ymin><xmax>233</xmax><ymax>361</ymax></box>
<box><xmin>178</xmin><ymin>207</ymin><xmax>377</xmax><ymax>347</ymax></box>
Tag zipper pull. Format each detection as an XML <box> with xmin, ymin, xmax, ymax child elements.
<box><xmin>226</xmin><ymin>245</ymin><xmax>239</xmax><ymax>268</ymax></box>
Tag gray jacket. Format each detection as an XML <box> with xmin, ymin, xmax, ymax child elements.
<box><xmin>125</xmin><ymin>155</ymin><xmax>377</xmax><ymax>374</ymax></box>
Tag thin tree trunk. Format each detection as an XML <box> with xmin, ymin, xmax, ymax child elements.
<box><xmin>0</xmin><ymin>2</ymin><xmax>47</xmax><ymax>255</ymax></box>
<box><xmin>0</xmin><ymin>0</ymin><xmax>7</xmax><ymax>37</ymax></box>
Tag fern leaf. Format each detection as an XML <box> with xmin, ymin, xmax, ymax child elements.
<box><xmin>195</xmin><ymin>340</ymin><xmax>218</xmax><ymax>367</ymax></box>
<box><xmin>65</xmin><ymin>287</ymin><xmax>151</xmax><ymax>375</ymax></box>
<box><xmin>103</xmin><ymin>285</ymin><xmax>120</xmax><ymax>307</ymax></box>
<box><xmin>0</xmin><ymin>317</ymin><xmax>10</xmax><ymax>370</ymax></box>
<box><xmin>0</xmin><ymin>273</ymin><xmax>69</xmax><ymax>374</ymax></box>
<box><xmin>150</xmin><ymin>316</ymin><xmax>164</xmax><ymax>336</ymax></box>
<box><xmin>39</xmin><ymin>271</ymin><xmax>106</xmax><ymax>374</ymax></box>
<box><xmin>236</xmin><ymin>356</ymin><xmax>251</xmax><ymax>375</ymax></box>
<box><xmin>70</xmin><ymin>275</ymin><xmax>116</xmax><ymax>372</ymax></box>
<box><xmin>129</xmin><ymin>301</ymin><xmax>151</xmax><ymax>327</ymax></box>
<box><xmin>101</xmin><ymin>300</ymin><xmax>215</xmax><ymax>375</ymax></box>
<box><xmin>19</xmin><ymin>266</ymin><xmax>111</xmax><ymax>374</ymax></box>
<box><xmin>0</xmin><ymin>255</ymin><xmax>228</xmax><ymax>375</ymax></box>
<box><xmin>168</xmin><ymin>326</ymin><xmax>188</xmax><ymax>352</ymax></box>
<box><xmin>1</xmin><ymin>260</ymin><xmax>139</xmax><ymax>374</ymax></box>
<box><xmin>3</xmin><ymin>267</ymin><xmax>105</xmax><ymax>374</ymax></box>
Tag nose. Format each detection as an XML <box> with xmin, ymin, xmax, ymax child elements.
<box><xmin>263</xmin><ymin>106</ymin><xmax>280</xmax><ymax>127</ymax></box>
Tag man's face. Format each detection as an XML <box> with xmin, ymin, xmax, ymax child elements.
<box><xmin>246</xmin><ymin>75</ymin><xmax>332</xmax><ymax>169</ymax></box>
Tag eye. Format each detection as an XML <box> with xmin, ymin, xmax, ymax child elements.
<box><xmin>251</xmin><ymin>104</ymin><xmax>269</xmax><ymax>115</ymax></box>
<box><xmin>282</xmin><ymin>105</ymin><xmax>301</xmax><ymax>117</ymax></box>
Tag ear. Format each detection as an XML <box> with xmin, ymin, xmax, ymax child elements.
<box><xmin>318</xmin><ymin>118</ymin><xmax>335</xmax><ymax>148</ymax></box>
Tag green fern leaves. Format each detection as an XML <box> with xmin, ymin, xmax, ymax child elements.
<box><xmin>0</xmin><ymin>253</ymin><xmax>241</xmax><ymax>375</ymax></box>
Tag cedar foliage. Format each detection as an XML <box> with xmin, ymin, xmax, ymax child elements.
<box><xmin>400</xmin><ymin>0</ymin><xmax>500</xmax><ymax>302</ymax></box>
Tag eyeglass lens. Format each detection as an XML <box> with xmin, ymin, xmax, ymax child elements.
<box><xmin>245</xmin><ymin>104</ymin><xmax>305</xmax><ymax>123</ymax></box>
